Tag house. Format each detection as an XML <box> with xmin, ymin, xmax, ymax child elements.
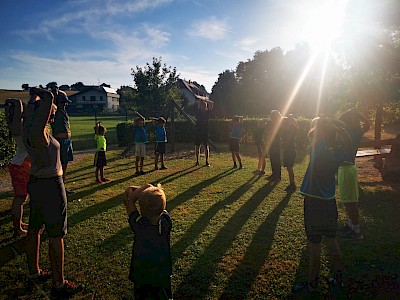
<box><xmin>177</xmin><ymin>79</ymin><xmax>210</xmax><ymax>107</ymax></box>
<box><xmin>67</xmin><ymin>86</ymin><xmax>120</xmax><ymax>113</ymax></box>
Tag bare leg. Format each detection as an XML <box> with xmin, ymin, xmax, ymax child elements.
<box><xmin>231</xmin><ymin>152</ymin><xmax>236</xmax><ymax>165</ymax></box>
<box><xmin>11</xmin><ymin>196</ymin><xmax>27</xmax><ymax>235</ymax></box>
<box><xmin>287</xmin><ymin>166</ymin><xmax>295</xmax><ymax>185</ymax></box>
<box><xmin>62</xmin><ymin>164</ymin><xmax>68</xmax><ymax>183</ymax></box>
<box><xmin>325</xmin><ymin>237</ymin><xmax>343</xmax><ymax>274</ymax></box>
<box><xmin>155</xmin><ymin>154</ymin><xmax>159</xmax><ymax>168</ymax></box>
<box><xmin>26</xmin><ymin>228</ymin><xmax>41</xmax><ymax>275</ymax></box>
<box><xmin>195</xmin><ymin>145</ymin><xmax>200</xmax><ymax>164</ymax></box>
<box><xmin>100</xmin><ymin>167</ymin><xmax>104</xmax><ymax>179</ymax></box>
<box><xmin>307</xmin><ymin>241</ymin><xmax>321</xmax><ymax>286</ymax></box>
<box><xmin>345</xmin><ymin>202</ymin><xmax>360</xmax><ymax>229</ymax></box>
<box><xmin>161</xmin><ymin>154</ymin><xmax>165</xmax><ymax>167</ymax></box>
<box><xmin>140</xmin><ymin>157</ymin><xmax>144</xmax><ymax>172</ymax></box>
<box><xmin>49</xmin><ymin>236</ymin><xmax>65</xmax><ymax>286</ymax></box>
<box><xmin>135</xmin><ymin>156</ymin><xmax>140</xmax><ymax>173</ymax></box>
<box><xmin>205</xmin><ymin>145</ymin><xmax>210</xmax><ymax>165</ymax></box>
<box><xmin>236</xmin><ymin>152</ymin><xmax>242</xmax><ymax>167</ymax></box>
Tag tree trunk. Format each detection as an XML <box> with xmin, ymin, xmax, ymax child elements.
<box><xmin>374</xmin><ymin>103</ymin><xmax>384</xmax><ymax>168</ymax></box>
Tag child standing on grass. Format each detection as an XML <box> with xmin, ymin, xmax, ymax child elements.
<box><xmin>229</xmin><ymin>115</ymin><xmax>243</xmax><ymax>169</ymax></box>
<box><xmin>5</xmin><ymin>98</ymin><xmax>31</xmax><ymax>237</ymax></box>
<box><xmin>94</xmin><ymin>122</ymin><xmax>110</xmax><ymax>184</ymax></box>
<box><xmin>154</xmin><ymin>117</ymin><xmax>168</xmax><ymax>170</ymax></box>
<box><xmin>293</xmin><ymin>116</ymin><xmax>350</xmax><ymax>295</ymax></box>
<box><xmin>124</xmin><ymin>184</ymin><xmax>173</xmax><ymax>300</ymax></box>
<box><xmin>134</xmin><ymin>112</ymin><xmax>148</xmax><ymax>175</ymax></box>
<box><xmin>282</xmin><ymin>114</ymin><xmax>299</xmax><ymax>191</ymax></box>
<box><xmin>253</xmin><ymin>118</ymin><xmax>267</xmax><ymax>175</ymax></box>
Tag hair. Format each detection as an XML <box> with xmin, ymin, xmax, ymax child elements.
<box><xmin>97</xmin><ymin>124</ymin><xmax>106</xmax><ymax>135</ymax></box>
<box><xmin>157</xmin><ymin>117</ymin><xmax>166</xmax><ymax>124</ymax></box>
<box><xmin>135</xmin><ymin>117</ymin><xmax>144</xmax><ymax>125</ymax></box>
<box><xmin>339</xmin><ymin>109</ymin><xmax>361</xmax><ymax>131</ymax></box>
<box><xmin>138</xmin><ymin>184</ymin><xmax>166</xmax><ymax>220</ymax></box>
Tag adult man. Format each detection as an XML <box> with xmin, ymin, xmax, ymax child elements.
<box><xmin>50</xmin><ymin>83</ymin><xmax>74</xmax><ymax>195</ymax></box>
<box><xmin>194</xmin><ymin>99</ymin><xmax>214</xmax><ymax>166</ymax></box>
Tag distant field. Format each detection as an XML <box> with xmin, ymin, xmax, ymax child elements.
<box><xmin>70</xmin><ymin>115</ymin><xmax>128</xmax><ymax>150</ymax></box>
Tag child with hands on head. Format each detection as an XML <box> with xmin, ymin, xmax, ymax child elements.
<box><xmin>124</xmin><ymin>184</ymin><xmax>173</xmax><ymax>300</ymax></box>
<box><xmin>133</xmin><ymin>112</ymin><xmax>148</xmax><ymax>175</ymax></box>
<box><xmin>94</xmin><ymin>121</ymin><xmax>110</xmax><ymax>184</ymax></box>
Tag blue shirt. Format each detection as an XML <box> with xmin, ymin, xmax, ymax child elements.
<box><xmin>134</xmin><ymin>126</ymin><xmax>148</xmax><ymax>143</ymax></box>
<box><xmin>342</xmin><ymin>128</ymin><xmax>364</xmax><ymax>164</ymax></box>
<box><xmin>155</xmin><ymin>126</ymin><xmax>167</xmax><ymax>143</ymax></box>
<box><xmin>230</xmin><ymin>124</ymin><xmax>242</xmax><ymax>139</ymax></box>
<box><xmin>300</xmin><ymin>141</ymin><xmax>345</xmax><ymax>199</ymax></box>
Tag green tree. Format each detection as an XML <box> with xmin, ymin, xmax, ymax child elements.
<box><xmin>131</xmin><ymin>57</ymin><xmax>182</xmax><ymax>117</ymax></box>
<box><xmin>211</xmin><ymin>70</ymin><xmax>238</xmax><ymax>117</ymax></box>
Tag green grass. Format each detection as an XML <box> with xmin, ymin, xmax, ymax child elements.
<box><xmin>0</xmin><ymin>146</ymin><xmax>399</xmax><ymax>299</ymax></box>
<box><xmin>69</xmin><ymin>115</ymin><xmax>127</xmax><ymax>151</ymax></box>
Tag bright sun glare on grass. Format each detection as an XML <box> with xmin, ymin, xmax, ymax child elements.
<box><xmin>300</xmin><ymin>0</ymin><xmax>348</xmax><ymax>52</ymax></box>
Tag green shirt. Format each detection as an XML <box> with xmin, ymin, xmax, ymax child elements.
<box><xmin>95</xmin><ymin>134</ymin><xmax>106</xmax><ymax>151</ymax></box>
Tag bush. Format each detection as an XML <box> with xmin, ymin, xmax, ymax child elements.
<box><xmin>0</xmin><ymin>111</ymin><xmax>16</xmax><ymax>167</ymax></box>
<box><xmin>116</xmin><ymin>118</ymin><xmax>312</xmax><ymax>149</ymax></box>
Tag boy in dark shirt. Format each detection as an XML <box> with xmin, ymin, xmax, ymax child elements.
<box><xmin>124</xmin><ymin>184</ymin><xmax>173</xmax><ymax>300</ymax></box>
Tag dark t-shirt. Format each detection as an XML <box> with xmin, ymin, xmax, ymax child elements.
<box><xmin>128</xmin><ymin>210</ymin><xmax>172</xmax><ymax>287</ymax></box>
<box><xmin>195</xmin><ymin>109</ymin><xmax>211</xmax><ymax>131</ymax></box>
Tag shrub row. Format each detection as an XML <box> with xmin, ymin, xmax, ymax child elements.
<box><xmin>116</xmin><ymin>118</ymin><xmax>312</xmax><ymax>149</ymax></box>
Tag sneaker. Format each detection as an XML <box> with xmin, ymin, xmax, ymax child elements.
<box><xmin>160</xmin><ymin>165</ymin><xmax>168</xmax><ymax>170</ymax></box>
<box><xmin>195</xmin><ymin>162</ymin><xmax>200</xmax><ymax>166</ymax></box>
<box><xmin>95</xmin><ymin>179</ymin><xmax>104</xmax><ymax>184</ymax></box>
<box><xmin>233</xmin><ymin>164</ymin><xmax>237</xmax><ymax>169</ymax></box>
<box><xmin>341</xmin><ymin>230</ymin><xmax>363</xmax><ymax>240</ymax></box>
<box><xmin>140</xmin><ymin>171</ymin><xmax>146</xmax><ymax>175</ymax></box>
<box><xmin>205</xmin><ymin>163</ymin><xmax>211</xmax><ymax>167</ymax></box>
<box><xmin>154</xmin><ymin>166</ymin><xmax>159</xmax><ymax>170</ymax></box>
<box><xmin>292</xmin><ymin>282</ymin><xmax>319</xmax><ymax>294</ymax></box>
<box><xmin>101</xmin><ymin>178</ymin><xmax>110</xmax><ymax>182</ymax></box>
<box><xmin>239</xmin><ymin>164</ymin><xmax>243</xmax><ymax>169</ymax></box>
<box><xmin>50</xmin><ymin>280</ymin><xmax>83</xmax><ymax>299</ymax></box>
<box><xmin>135</xmin><ymin>171</ymin><xmax>141</xmax><ymax>176</ymax></box>
<box><xmin>27</xmin><ymin>269</ymin><xmax>52</xmax><ymax>288</ymax></box>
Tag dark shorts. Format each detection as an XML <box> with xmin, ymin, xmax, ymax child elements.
<box><xmin>155</xmin><ymin>142</ymin><xmax>166</xmax><ymax>155</ymax></box>
<box><xmin>195</xmin><ymin>128</ymin><xmax>209</xmax><ymax>146</ymax></box>
<box><xmin>55</xmin><ymin>138</ymin><xmax>73</xmax><ymax>165</ymax></box>
<box><xmin>27</xmin><ymin>176</ymin><xmax>67</xmax><ymax>238</ymax></box>
<box><xmin>229</xmin><ymin>138</ymin><xmax>240</xmax><ymax>152</ymax></box>
<box><xmin>304</xmin><ymin>196</ymin><xmax>338</xmax><ymax>243</ymax></box>
<box><xmin>283</xmin><ymin>149</ymin><xmax>296</xmax><ymax>167</ymax></box>
<box><xmin>9</xmin><ymin>158</ymin><xmax>31</xmax><ymax>197</ymax></box>
<box><xmin>94</xmin><ymin>151</ymin><xmax>107</xmax><ymax>167</ymax></box>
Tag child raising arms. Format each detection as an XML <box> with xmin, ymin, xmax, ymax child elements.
<box><xmin>124</xmin><ymin>184</ymin><xmax>173</xmax><ymax>300</ymax></box>
<box><xmin>229</xmin><ymin>115</ymin><xmax>243</xmax><ymax>169</ymax></box>
<box><xmin>133</xmin><ymin>112</ymin><xmax>148</xmax><ymax>175</ymax></box>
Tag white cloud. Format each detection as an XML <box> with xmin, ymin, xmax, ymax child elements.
<box><xmin>186</xmin><ymin>16</ymin><xmax>230</xmax><ymax>41</ymax></box>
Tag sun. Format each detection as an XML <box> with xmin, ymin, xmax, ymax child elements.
<box><xmin>299</xmin><ymin>0</ymin><xmax>348</xmax><ymax>51</ymax></box>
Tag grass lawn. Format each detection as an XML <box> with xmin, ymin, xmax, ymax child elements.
<box><xmin>69</xmin><ymin>115</ymin><xmax>127</xmax><ymax>151</ymax></box>
<box><xmin>0</xmin><ymin>145</ymin><xmax>399</xmax><ymax>299</ymax></box>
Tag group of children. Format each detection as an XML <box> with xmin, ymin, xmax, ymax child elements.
<box><xmin>228</xmin><ymin>110</ymin><xmax>299</xmax><ymax>191</ymax></box>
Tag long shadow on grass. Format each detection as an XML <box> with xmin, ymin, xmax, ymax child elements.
<box><xmin>171</xmin><ymin>174</ymin><xmax>262</xmax><ymax>256</ymax></box>
<box><xmin>219</xmin><ymin>190</ymin><xmax>295</xmax><ymax>299</ymax></box>
<box><xmin>98</xmin><ymin>168</ymin><xmax>236</xmax><ymax>254</ymax></box>
<box><xmin>67</xmin><ymin>155</ymin><xmax>120</xmax><ymax>179</ymax></box>
<box><xmin>174</xmin><ymin>180</ymin><xmax>278</xmax><ymax>299</ymax></box>
<box><xmin>167</xmin><ymin>168</ymin><xmax>236</xmax><ymax>212</ymax></box>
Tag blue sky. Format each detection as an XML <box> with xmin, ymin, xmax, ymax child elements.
<box><xmin>0</xmin><ymin>0</ymin><xmax>349</xmax><ymax>92</ymax></box>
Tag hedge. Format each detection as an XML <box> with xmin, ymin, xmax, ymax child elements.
<box><xmin>116</xmin><ymin>118</ymin><xmax>312</xmax><ymax>149</ymax></box>
<box><xmin>0</xmin><ymin>111</ymin><xmax>16</xmax><ymax>167</ymax></box>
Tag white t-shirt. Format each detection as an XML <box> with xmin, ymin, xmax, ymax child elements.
<box><xmin>10</xmin><ymin>135</ymin><xmax>29</xmax><ymax>165</ymax></box>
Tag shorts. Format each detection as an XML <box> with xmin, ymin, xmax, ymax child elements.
<box><xmin>8</xmin><ymin>158</ymin><xmax>31</xmax><ymax>198</ymax></box>
<box><xmin>155</xmin><ymin>142</ymin><xmax>166</xmax><ymax>155</ymax></box>
<box><xmin>94</xmin><ymin>151</ymin><xmax>107</xmax><ymax>167</ymax></box>
<box><xmin>55</xmin><ymin>138</ymin><xmax>73</xmax><ymax>165</ymax></box>
<box><xmin>283</xmin><ymin>148</ymin><xmax>296</xmax><ymax>167</ymax></box>
<box><xmin>27</xmin><ymin>176</ymin><xmax>67</xmax><ymax>238</ymax></box>
<box><xmin>338</xmin><ymin>164</ymin><xmax>359</xmax><ymax>203</ymax></box>
<box><xmin>135</xmin><ymin>143</ymin><xmax>146</xmax><ymax>157</ymax></box>
<box><xmin>256</xmin><ymin>143</ymin><xmax>266</xmax><ymax>158</ymax></box>
<box><xmin>229</xmin><ymin>138</ymin><xmax>240</xmax><ymax>152</ymax></box>
<box><xmin>195</xmin><ymin>128</ymin><xmax>209</xmax><ymax>146</ymax></box>
<box><xmin>304</xmin><ymin>196</ymin><xmax>338</xmax><ymax>243</ymax></box>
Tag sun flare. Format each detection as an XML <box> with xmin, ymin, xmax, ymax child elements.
<box><xmin>299</xmin><ymin>0</ymin><xmax>348</xmax><ymax>51</ymax></box>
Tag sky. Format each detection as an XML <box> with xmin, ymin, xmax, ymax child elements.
<box><xmin>0</xmin><ymin>0</ymin><xmax>350</xmax><ymax>92</ymax></box>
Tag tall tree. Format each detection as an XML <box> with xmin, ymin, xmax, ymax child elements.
<box><xmin>131</xmin><ymin>57</ymin><xmax>182</xmax><ymax>116</ymax></box>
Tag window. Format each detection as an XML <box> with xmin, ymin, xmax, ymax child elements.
<box><xmin>82</xmin><ymin>96</ymin><xmax>86</xmax><ymax>101</ymax></box>
<box><xmin>90</xmin><ymin>96</ymin><xmax>96</xmax><ymax>101</ymax></box>
<box><xmin>100</xmin><ymin>96</ymin><xmax>104</xmax><ymax>101</ymax></box>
